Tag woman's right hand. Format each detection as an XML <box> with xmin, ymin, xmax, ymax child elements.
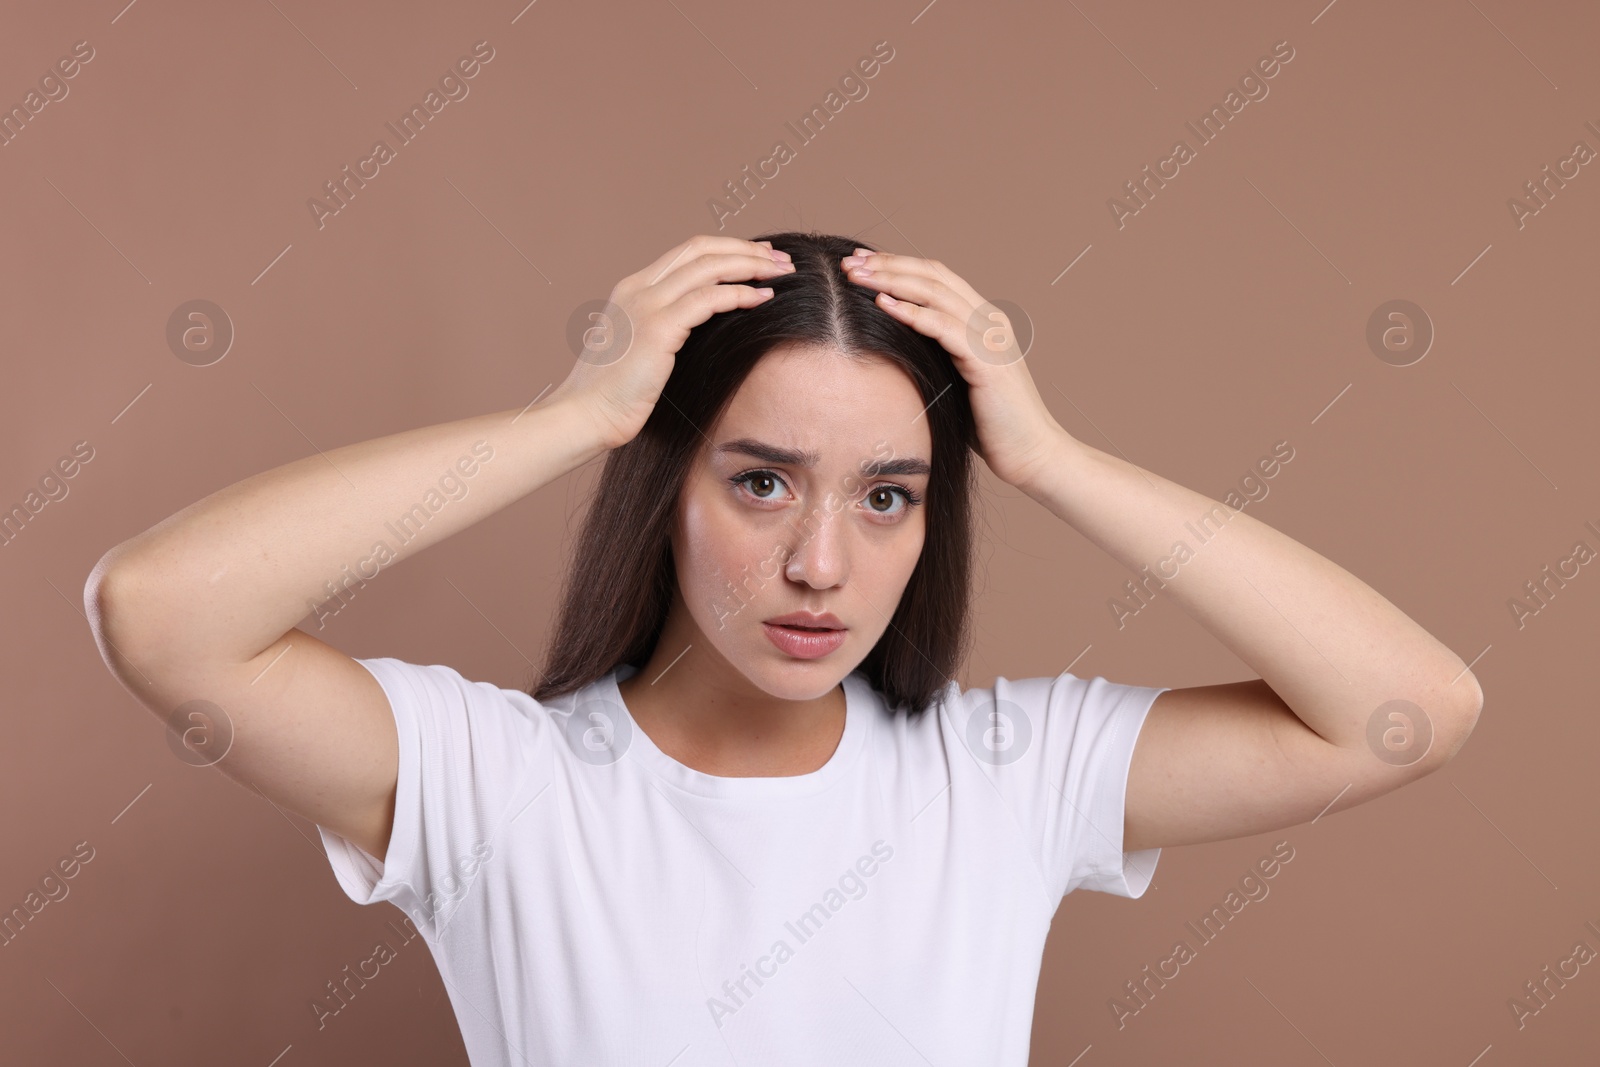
<box><xmin>549</xmin><ymin>234</ymin><xmax>796</xmax><ymax>451</ymax></box>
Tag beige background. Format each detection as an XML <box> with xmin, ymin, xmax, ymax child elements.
<box><xmin>3</xmin><ymin>0</ymin><xmax>1597</xmax><ymax>1063</ymax></box>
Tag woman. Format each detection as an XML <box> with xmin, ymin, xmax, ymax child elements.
<box><xmin>86</xmin><ymin>231</ymin><xmax>1482</xmax><ymax>1065</ymax></box>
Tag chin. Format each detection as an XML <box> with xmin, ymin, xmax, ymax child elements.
<box><xmin>738</xmin><ymin>636</ymin><xmax>856</xmax><ymax>702</ymax></box>
<box><xmin>748</xmin><ymin>669</ymin><xmax>847</xmax><ymax>704</ymax></box>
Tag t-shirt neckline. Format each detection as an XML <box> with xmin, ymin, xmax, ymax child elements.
<box><xmin>598</xmin><ymin>664</ymin><xmax>870</xmax><ymax>799</ymax></box>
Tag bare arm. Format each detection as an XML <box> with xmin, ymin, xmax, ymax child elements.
<box><xmin>827</xmin><ymin>245</ymin><xmax>1482</xmax><ymax>853</ymax></box>
<box><xmin>86</xmin><ymin>395</ymin><xmax>610</xmax><ymax>859</ymax></box>
<box><xmin>85</xmin><ymin>233</ymin><xmax>793</xmax><ymax>863</ymax></box>
<box><xmin>1014</xmin><ymin>433</ymin><xmax>1483</xmax><ymax>851</ymax></box>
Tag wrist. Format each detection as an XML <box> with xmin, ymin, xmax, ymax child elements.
<box><xmin>520</xmin><ymin>391</ymin><xmax>619</xmax><ymax>465</ymax></box>
<box><xmin>1010</xmin><ymin>425</ymin><xmax>1085</xmax><ymax>501</ymax></box>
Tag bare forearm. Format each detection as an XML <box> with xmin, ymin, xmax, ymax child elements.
<box><xmin>89</xmin><ymin>395</ymin><xmax>607</xmax><ymax>666</ymax></box>
<box><xmin>1019</xmin><ymin>430</ymin><xmax>1481</xmax><ymax>747</ymax></box>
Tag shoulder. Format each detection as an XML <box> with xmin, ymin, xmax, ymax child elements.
<box><xmin>939</xmin><ymin>669</ymin><xmax>1169</xmax><ymax>754</ymax></box>
<box><xmin>355</xmin><ymin>656</ymin><xmax>569</xmax><ymax>739</ymax></box>
<box><xmin>952</xmin><ymin>668</ymin><xmax>1168</xmax><ymax>712</ymax></box>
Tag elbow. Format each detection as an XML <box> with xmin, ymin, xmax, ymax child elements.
<box><xmin>1420</xmin><ymin>670</ymin><xmax>1484</xmax><ymax>771</ymax></box>
<box><xmin>84</xmin><ymin>544</ymin><xmax>158</xmax><ymax>680</ymax></box>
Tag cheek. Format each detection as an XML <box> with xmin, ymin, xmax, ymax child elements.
<box><xmin>676</xmin><ymin>489</ymin><xmax>771</xmax><ymax>611</ymax></box>
<box><xmin>856</xmin><ymin>513</ymin><xmax>926</xmax><ymax>607</ymax></box>
<box><xmin>886</xmin><ymin>520</ymin><xmax>926</xmax><ymax>587</ymax></box>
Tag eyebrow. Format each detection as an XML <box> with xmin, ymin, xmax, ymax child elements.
<box><xmin>713</xmin><ymin>437</ymin><xmax>931</xmax><ymax>478</ymax></box>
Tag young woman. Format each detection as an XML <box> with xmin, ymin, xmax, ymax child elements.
<box><xmin>86</xmin><ymin>231</ymin><xmax>1482</xmax><ymax>1065</ymax></box>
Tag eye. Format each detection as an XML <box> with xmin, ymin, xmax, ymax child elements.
<box><xmin>862</xmin><ymin>483</ymin><xmax>922</xmax><ymax>517</ymax></box>
<box><xmin>728</xmin><ymin>469</ymin><xmax>923</xmax><ymax>518</ymax></box>
<box><xmin>729</xmin><ymin>469</ymin><xmax>791</xmax><ymax>502</ymax></box>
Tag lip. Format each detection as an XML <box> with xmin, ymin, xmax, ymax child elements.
<box><xmin>762</xmin><ymin>621</ymin><xmax>848</xmax><ymax>660</ymax></box>
<box><xmin>764</xmin><ymin>611</ymin><xmax>846</xmax><ymax>630</ymax></box>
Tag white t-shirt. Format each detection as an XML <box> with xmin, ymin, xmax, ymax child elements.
<box><xmin>318</xmin><ymin>657</ymin><xmax>1167</xmax><ymax>1066</ymax></box>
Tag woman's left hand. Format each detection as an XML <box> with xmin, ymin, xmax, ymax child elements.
<box><xmin>840</xmin><ymin>247</ymin><xmax>1068</xmax><ymax>492</ymax></box>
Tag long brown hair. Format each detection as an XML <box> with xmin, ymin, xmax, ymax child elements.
<box><xmin>529</xmin><ymin>231</ymin><xmax>979</xmax><ymax>715</ymax></box>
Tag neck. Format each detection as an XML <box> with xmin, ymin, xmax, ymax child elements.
<box><xmin>616</xmin><ymin>606</ymin><xmax>847</xmax><ymax>778</ymax></box>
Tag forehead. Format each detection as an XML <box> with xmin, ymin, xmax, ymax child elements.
<box><xmin>711</xmin><ymin>344</ymin><xmax>933</xmax><ymax>461</ymax></box>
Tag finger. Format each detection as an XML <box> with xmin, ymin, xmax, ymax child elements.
<box><xmin>844</xmin><ymin>265</ymin><xmax>968</xmax><ymax>323</ymax></box>
<box><xmin>635</xmin><ymin>235</ymin><xmax>783</xmax><ymax>289</ymax></box>
<box><xmin>843</xmin><ymin>251</ymin><xmax>982</xmax><ymax>305</ymax></box>
<box><xmin>646</xmin><ymin>251</ymin><xmax>794</xmax><ymax>308</ymax></box>
<box><xmin>659</xmin><ymin>282</ymin><xmax>776</xmax><ymax>330</ymax></box>
<box><xmin>871</xmin><ymin>291</ymin><xmax>967</xmax><ymax>355</ymax></box>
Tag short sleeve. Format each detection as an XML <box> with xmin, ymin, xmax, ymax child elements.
<box><xmin>959</xmin><ymin>671</ymin><xmax>1168</xmax><ymax>901</ymax></box>
<box><xmin>316</xmin><ymin>657</ymin><xmax>550</xmax><ymax>938</ymax></box>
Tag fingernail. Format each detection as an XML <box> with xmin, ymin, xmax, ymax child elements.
<box><xmin>770</xmin><ymin>249</ymin><xmax>792</xmax><ymax>262</ymax></box>
<box><xmin>854</xmin><ymin>247</ymin><xmax>872</xmax><ymax>257</ymax></box>
<box><xmin>841</xmin><ymin>256</ymin><xmax>863</xmax><ymax>268</ymax></box>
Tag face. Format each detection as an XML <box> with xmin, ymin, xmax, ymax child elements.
<box><xmin>669</xmin><ymin>344</ymin><xmax>935</xmax><ymax>702</ymax></box>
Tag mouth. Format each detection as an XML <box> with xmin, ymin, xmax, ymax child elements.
<box><xmin>761</xmin><ymin>621</ymin><xmax>848</xmax><ymax>660</ymax></box>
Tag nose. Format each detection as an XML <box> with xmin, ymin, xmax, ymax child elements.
<box><xmin>782</xmin><ymin>500</ymin><xmax>849</xmax><ymax>590</ymax></box>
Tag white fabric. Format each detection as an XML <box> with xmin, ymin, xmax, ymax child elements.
<box><xmin>318</xmin><ymin>656</ymin><xmax>1168</xmax><ymax>1066</ymax></box>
